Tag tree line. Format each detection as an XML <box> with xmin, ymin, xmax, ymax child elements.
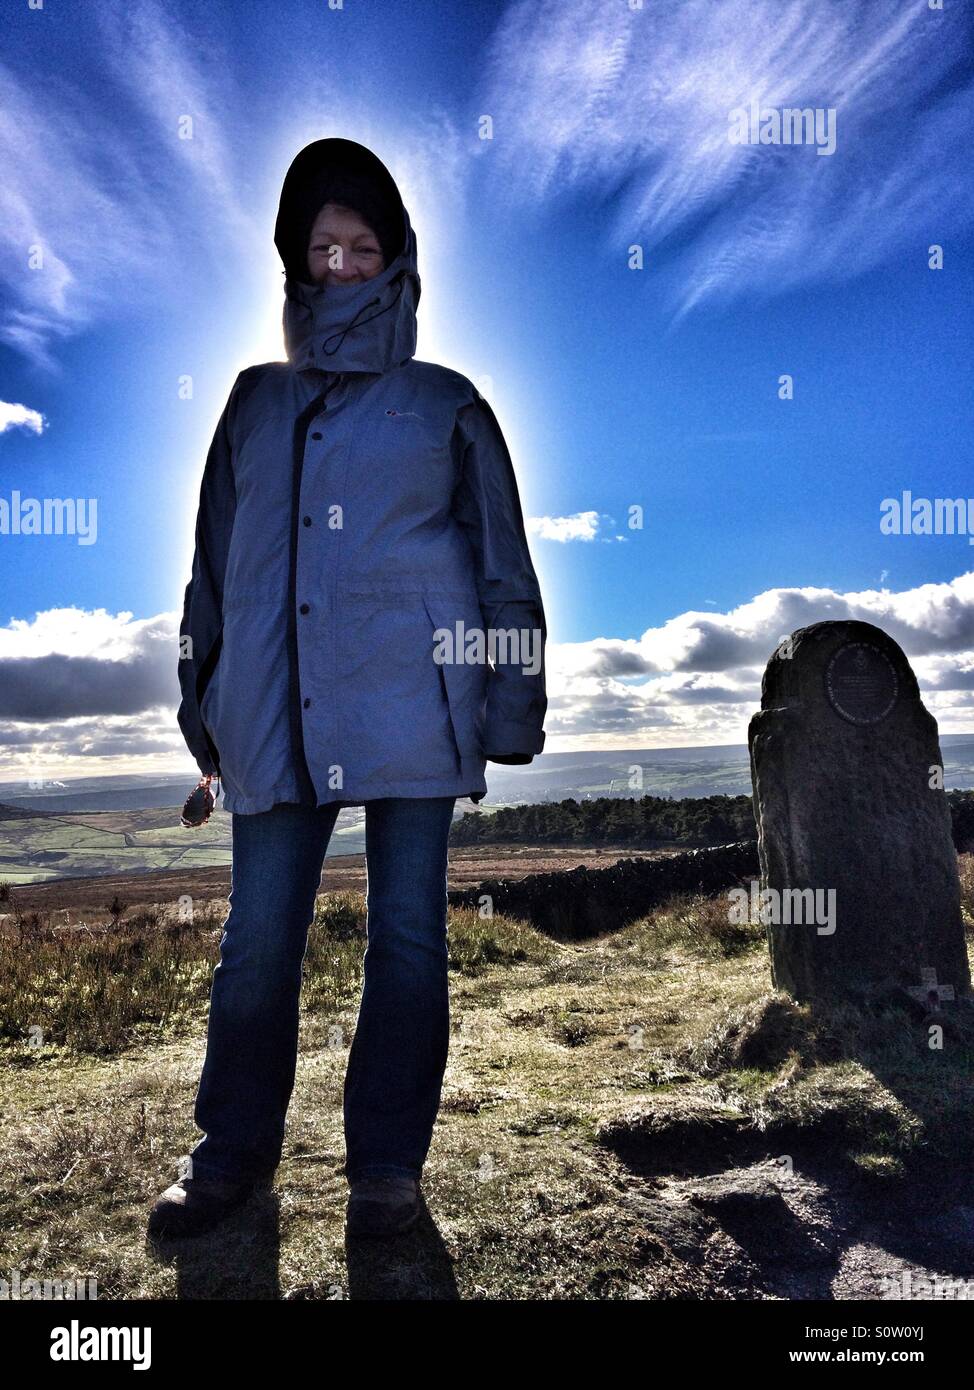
<box><xmin>451</xmin><ymin>789</ymin><xmax>974</xmax><ymax>852</ymax></box>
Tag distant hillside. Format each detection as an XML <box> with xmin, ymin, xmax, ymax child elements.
<box><xmin>4</xmin><ymin>738</ymin><xmax>974</xmax><ymax>818</ymax></box>
<box><xmin>0</xmin><ymin>802</ymin><xmax>60</xmax><ymax>821</ymax></box>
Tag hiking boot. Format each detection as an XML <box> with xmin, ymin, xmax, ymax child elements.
<box><xmin>147</xmin><ymin>1171</ymin><xmax>261</xmax><ymax>1240</ymax></box>
<box><xmin>346</xmin><ymin>1175</ymin><xmax>420</xmax><ymax>1237</ymax></box>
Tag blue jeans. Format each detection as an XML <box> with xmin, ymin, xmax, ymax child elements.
<box><xmin>190</xmin><ymin>797</ymin><xmax>456</xmax><ymax>1185</ymax></box>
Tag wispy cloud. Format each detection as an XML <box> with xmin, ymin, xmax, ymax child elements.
<box><xmin>0</xmin><ymin>0</ymin><xmax>474</xmax><ymax>372</ymax></box>
<box><xmin>478</xmin><ymin>0</ymin><xmax>974</xmax><ymax>312</ymax></box>
<box><xmin>93</xmin><ymin>1</ymin><xmax>251</xmax><ymax>237</ymax></box>
<box><xmin>0</xmin><ymin>0</ymin><xmax>261</xmax><ymax>369</ymax></box>
<box><xmin>0</xmin><ymin>401</ymin><xmax>46</xmax><ymax>435</ymax></box>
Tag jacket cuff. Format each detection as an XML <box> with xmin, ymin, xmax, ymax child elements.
<box><xmin>195</xmin><ymin>750</ymin><xmax>218</xmax><ymax>778</ymax></box>
<box><xmin>177</xmin><ymin>699</ymin><xmax>219</xmax><ymax>779</ymax></box>
<box><xmin>483</xmin><ymin>718</ymin><xmax>546</xmax><ymax>758</ymax></box>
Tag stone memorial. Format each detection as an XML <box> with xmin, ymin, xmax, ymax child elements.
<box><xmin>748</xmin><ymin>619</ymin><xmax>970</xmax><ymax>1003</ymax></box>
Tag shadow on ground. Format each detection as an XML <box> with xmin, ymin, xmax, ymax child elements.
<box><xmin>148</xmin><ymin>1192</ymin><xmax>459</xmax><ymax>1300</ymax></box>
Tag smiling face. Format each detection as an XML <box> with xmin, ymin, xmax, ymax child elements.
<box><xmin>306</xmin><ymin>202</ymin><xmax>385</xmax><ymax>286</ymax></box>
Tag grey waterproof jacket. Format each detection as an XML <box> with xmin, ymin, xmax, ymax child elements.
<box><xmin>177</xmin><ymin>139</ymin><xmax>547</xmax><ymax>814</ymax></box>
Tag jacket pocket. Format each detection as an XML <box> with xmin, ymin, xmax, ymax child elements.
<box><xmin>336</xmin><ymin>592</ymin><xmax>463</xmax><ymax>783</ymax></box>
<box><xmin>422</xmin><ymin>594</ymin><xmax>488</xmax><ymax>758</ymax></box>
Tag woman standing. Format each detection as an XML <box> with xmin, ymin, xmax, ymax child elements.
<box><xmin>150</xmin><ymin>138</ymin><xmax>547</xmax><ymax>1240</ymax></box>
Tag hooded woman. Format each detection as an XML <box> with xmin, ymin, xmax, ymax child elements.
<box><xmin>150</xmin><ymin>139</ymin><xmax>548</xmax><ymax>1240</ymax></box>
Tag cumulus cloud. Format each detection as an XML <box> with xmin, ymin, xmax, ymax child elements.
<box><xmin>528</xmin><ymin>511</ymin><xmax>626</xmax><ymax>543</ymax></box>
<box><xmin>478</xmin><ymin>0</ymin><xmax>974</xmax><ymax>313</ymax></box>
<box><xmin>0</xmin><ymin>607</ymin><xmax>189</xmax><ymax>780</ymax></box>
<box><xmin>0</xmin><ymin>400</ymin><xmax>46</xmax><ymax>435</ymax></box>
<box><xmin>546</xmin><ymin>571</ymin><xmax>974</xmax><ymax>748</ymax></box>
<box><xmin>2</xmin><ymin>573</ymin><xmax>974</xmax><ymax>776</ymax></box>
<box><xmin>0</xmin><ymin>606</ymin><xmax>180</xmax><ymax>727</ymax></box>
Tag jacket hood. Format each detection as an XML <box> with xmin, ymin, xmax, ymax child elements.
<box><xmin>275</xmin><ymin>137</ymin><xmax>420</xmax><ymax>375</ymax></box>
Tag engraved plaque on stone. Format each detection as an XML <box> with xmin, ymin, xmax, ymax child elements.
<box><xmin>825</xmin><ymin>641</ymin><xmax>899</xmax><ymax>726</ymax></box>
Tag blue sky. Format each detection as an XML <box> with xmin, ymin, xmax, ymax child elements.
<box><xmin>1</xmin><ymin>0</ymin><xmax>973</xmax><ymax>779</ymax></box>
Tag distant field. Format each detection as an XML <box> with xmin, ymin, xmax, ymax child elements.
<box><xmin>0</xmin><ymin>805</ymin><xmax>232</xmax><ymax>886</ymax></box>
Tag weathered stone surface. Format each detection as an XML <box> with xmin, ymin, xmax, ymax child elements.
<box><xmin>748</xmin><ymin>619</ymin><xmax>969</xmax><ymax>1003</ymax></box>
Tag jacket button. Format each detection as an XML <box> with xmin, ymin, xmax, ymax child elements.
<box><xmin>299</xmin><ymin>603</ymin><xmax>310</xmax><ymax>614</ymax></box>
<box><xmin>303</xmin><ymin>515</ymin><xmax>312</xmax><ymax>526</ymax></box>
<box><xmin>303</xmin><ymin>697</ymin><xmax>311</xmax><ymax>708</ymax></box>
<box><xmin>311</xmin><ymin>431</ymin><xmax>323</xmax><ymax>440</ymax></box>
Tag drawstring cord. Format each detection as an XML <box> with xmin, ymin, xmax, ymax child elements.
<box><xmin>320</xmin><ymin>271</ymin><xmax>407</xmax><ymax>357</ymax></box>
